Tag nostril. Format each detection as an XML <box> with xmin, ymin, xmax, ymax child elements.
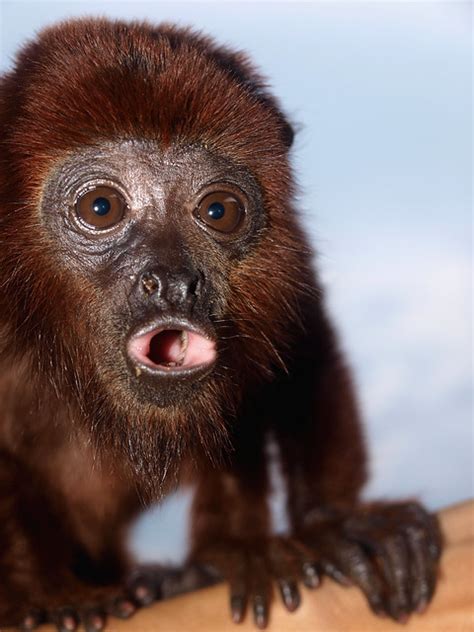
<box><xmin>173</xmin><ymin>270</ymin><xmax>203</xmax><ymax>302</ymax></box>
<box><xmin>141</xmin><ymin>272</ymin><xmax>160</xmax><ymax>296</ymax></box>
<box><xmin>138</xmin><ymin>268</ymin><xmax>203</xmax><ymax>305</ymax></box>
<box><xmin>189</xmin><ymin>275</ymin><xmax>200</xmax><ymax>297</ymax></box>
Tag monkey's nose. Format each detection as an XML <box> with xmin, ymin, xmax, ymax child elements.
<box><xmin>139</xmin><ymin>267</ymin><xmax>202</xmax><ymax>308</ymax></box>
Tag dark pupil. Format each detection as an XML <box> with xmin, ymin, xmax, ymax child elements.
<box><xmin>207</xmin><ymin>202</ymin><xmax>225</xmax><ymax>220</ymax></box>
<box><xmin>92</xmin><ymin>197</ymin><xmax>111</xmax><ymax>216</ymax></box>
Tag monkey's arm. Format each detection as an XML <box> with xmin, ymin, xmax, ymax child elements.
<box><xmin>272</xmin><ymin>303</ymin><xmax>443</xmax><ymax>623</ymax></box>
<box><xmin>188</xmin><ymin>420</ymin><xmax>316</xmax><ymax>629</ymax></box>
<box><xmin>189</xmin><ymin>422</ymin><xmax>272</xmax><ymax>627</ymax></box>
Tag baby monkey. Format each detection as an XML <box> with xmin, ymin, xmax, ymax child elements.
<box><xmin>0</xmin><ymin>17</ymin><xmax>441</xmax><ymax>631</ymax></box>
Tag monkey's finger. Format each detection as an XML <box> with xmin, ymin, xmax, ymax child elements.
<box><xmin>52</xmin><ymin>608</ymin><xmax>79</xmax><ymax>632</ymax></box>
<box><xmin>252</xmin><ymin>594</ymin><xmax>269</xmax><ymax>630</ymax></box>
<box><xmin>126</xmin><ymin>565</ymin><xmax>162</xmax><ymax>605</ymax></box>
<box><xmin>249</xmin><ymin>556</ymin><xmax>272</xmax><ymax>629</ymax></box>
<box><xmin>323</xmin><ymin>544</ymin><xmax>387</xmax><ymax>617</ymax></box>
<box><xmin>267</xmin><ymin>539</ymin><xmax>301</xmax><ymax>609</ymax></box>
<box><xmin>403</xmin><ymin>504</ymin><xmax>443</xmax><ymax>562</ymax></box>
<box><xmin>425</xmin><ymin>512</ymin><xmax>443</xmax><ymax>562</ymax></box>
<box><xmin>320</xmin><ymin>559</ymin><xmax>352</xmax><ymax>587</ymax></box>
<box><xmin>82</xmin><ymin>609</ymin><xmax>106</xmax><ymax>632</ymax></box>
<box><xmin>229</xmin><ymin>577</ymin><xmax>248</xmax><ymax>624</ymax></box>
<box><xmin>302</xmin><ymin>561</ymin><xmax>321</xmax><ymax>589</ymax></box>
<box><xmin>374</xmin><ymin>535</ymin><xmax>411</xmax><ymax>622</ymax></box>
<box><xmin>128</xmin><ymin>577</ymin><xmax>158</xmax><ymax>607</ymax></box>
<box><xmin>227</xmin><ymin>551</ymin><xmax>249</xmax><ymax>623</ymax></box>
<box><xmin>20</xmin><ymin>609</ymin><xmax>44</xmax><ymax>631</ymax></box>
<box><xmin>405</xmin><ymin>524</ymin><xmax>439</xmax><ymax>613</ymax></box>
<box><xmin>282</xmin><ymin>538</ymin><xmax>321</xmax><ymax>588</ymax></box>
<box><xmin>277</xmin><ymin>578</ymin><xmax>300</xmax><ymax>612</ymax></box>
<box><xmin>106</xmin><ymin>597</ymin><xmax>137</xmax><ymax>619</ymax></box>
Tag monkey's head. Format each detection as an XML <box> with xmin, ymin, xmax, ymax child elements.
<box><xmin>0</xmin><ymin>19</ymin><xmax>312</xmax><ymax>482</ymax></box>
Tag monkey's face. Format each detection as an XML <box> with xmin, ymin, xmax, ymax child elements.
<box><xmin>40</xmin><ymin>140</ymin><xmax>266</xmax><ymax>410</ymax></box>
<box><xmin>0</xmin><ymin>19</ymin><xmax>310</xmax><ymax>477</ymax></box>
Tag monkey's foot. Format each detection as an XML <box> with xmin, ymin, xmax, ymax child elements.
<box><xmin>298</xmin><ymin>501</ymin><xmax>442</xmax><ymax>623</ymax></box>
<box><xmin>190</xmin><ymin>536</ymin><xmax>320</xmax><ymax>629</ymax></box>
<box><xmin>19</xmin><ymin>567</ymin><xmax>164</xmax><ymax>632</ymax></box>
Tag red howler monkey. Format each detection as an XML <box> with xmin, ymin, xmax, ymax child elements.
<box><xmin>0</xmin><ymin>18</ymin><xmax>441</xmax><ymax>631</ymax></box>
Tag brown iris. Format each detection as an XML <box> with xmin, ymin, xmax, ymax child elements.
<box><xmin>75</xmin><ymin>186</ymin><xmax>127</xmax><ymax>230</ymax></box>
<box><xmin>196</xmin><ymin>192</ymin><xmax>244</xmax><ymax>234</ymax></box>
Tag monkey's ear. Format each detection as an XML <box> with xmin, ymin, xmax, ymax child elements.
<box><xmin>244</xmin><ymin>82</ymin><xmax>296</xmax><ymax>149</ymax></box>
<box><xmin>258</xmin><ymin>97</ymin><xmax>295</xmax><ymax>149</ymax></box>
<box><xmin>285</xmin><ymin>124</ymin><xmax>295</xmax><ymax>148</ymax></box>
<box><xmin>277</xmin><ymin>113</ymin><xmax>295</xmax><ymax>149</ymax></box>
<box><xmin>245</xmin><ymin>89</ymin><xmax>296</xmax><ymax>150</ymax></box>
<box><xmin>240</xmin><ymin>76</ymin><xmax>296</xmax><ymax>149</ymax></box>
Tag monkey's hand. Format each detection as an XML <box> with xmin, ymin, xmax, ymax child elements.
<box><xmin>296</xmin><ymin>501</ymin><xmax>442</xmax><ymax>623</ymax></box>
<box><xmin>191</xmin><ymin>536</ymin><xmax>321</xmax><ymax>629</ymax></box>
<box><xmin>11</xmin><ymin>566</ymin><xmax>166</xmax><ymax>632</ymax></box>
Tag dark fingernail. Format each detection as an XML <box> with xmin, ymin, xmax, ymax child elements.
<box><xmin>279</xmin><ymin>581</ymin><xmax>300</xmax><ymax>612</ymax></box>
<box><xmin>286</xmin><ymin>593</ymin><xmax>301</xmax><ymax>612</ymax></box>
<box><xmin>64</xmin><ymin>617</ymin><xmax>77</xmax><ymax>631</ymax></box>
<box><xmin>397</xmin><ymin>612</ymin><xmax>410</xmax><ymax>624</ymax></box>
<box><xmin>85</xmin><ymin>614</ymin><xmax>105</xmax><ymax>632</ymax></box>
<box><xmin>373</xmin><ymin>606</ymin><xmax>387</xmax><ymax>618</ymax></box>
<box><xmin>134</xmin><ymin>583</ymin><xmax>156</xmax><ymax>606</ymax></box>
<box><xmin>230</xmin><ymin>595</ymin><xmax>245</xmax><ymax>623</ymax></box>
<box><xmin>22</xmin><ymin>617</ymin><xmax>37</xmax><ymax>631</ymax></box>
<box><xmin>302</xmin><ymin>563</ymin><xmax>320</xmax><ymax>588</ymax></box>
<box><xmin>368</xmin><ymin>597</ymin><xmax>386</xmax><ymax>618</ymax></box>
<box><xmin>56</xmin><ymin>609</ymin><xmax>78</xmax><ymax>632</ymax></box>
<box><xmin>21</xmin><ymin>611</ymin><xmax>43</xmax><ymax>631</ymax></box>
<box><xmin>303</xmin><ymin>576</ymin><xmax>320</xmax><ymax>588</ymax></box>
<box><xmin>253</xmin><ymin>598</ymin><xmax>268</xmax><ymax>629</ymax></box>
<box><xmin>334</xmin><ymin>572</ymin><xmax>352</xmax><ymax>586</ymax></box>
<box><xmin>115</xmin><ymin>600</ymin><xmax>136</xmax><ymax>619</ymax></box>
<box><xmin>416</xmin><ymin>599</ymin><xmax>428</xmax><ymax>614</ymax></box>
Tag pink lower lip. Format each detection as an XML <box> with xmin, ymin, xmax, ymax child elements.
<box><xmin>127</xmin><ymin>326</ymin><xmax>216</xmax><ymax>371</ymax></box>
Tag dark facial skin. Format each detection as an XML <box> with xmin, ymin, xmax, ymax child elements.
<box><xmin>40</xmin><ymin>140</ymin><xmax>265</xmax><ymax>408</ymax></box>
<box><xmin>0</xmin><ymin>17</ymin><xmax>442</xmax><ymax>632</ymax></box>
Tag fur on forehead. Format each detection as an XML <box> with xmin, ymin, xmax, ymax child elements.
<box><xmin>0</xmin><ymin>18</ymin><xmax>294</xmax><ymax>187</ymax></box>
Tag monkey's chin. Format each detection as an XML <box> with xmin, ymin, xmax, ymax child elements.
<box><xmin>126</xmin><ymin>318</ymin><xmax>217</xmax><ymax>382</ymax></box>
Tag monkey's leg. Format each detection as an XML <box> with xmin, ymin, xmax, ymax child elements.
<box><xmin>0</xmin><ymin>452</ymin><xmax>161</xmax><ymax>631</ymax></box>
<box><xmin>273</xmin><ymin>309</ymin><xmax>443</xmax><ymax>623</ymax></box>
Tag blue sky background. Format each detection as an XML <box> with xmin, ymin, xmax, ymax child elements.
<box><xmin>1</xmin><ymin>1</ymin><xmax>471</xmax><ymax>563</ymax></box>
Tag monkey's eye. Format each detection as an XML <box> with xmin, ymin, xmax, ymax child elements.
<box><xmin>196</xmin><ymin>192</ymin><xmax>244</xmax><ymax>234</ymax></box>
<box><xmin>75</xmin><ymin>186</ymin><xmax>127</xmax><ymax>230</ymax></box>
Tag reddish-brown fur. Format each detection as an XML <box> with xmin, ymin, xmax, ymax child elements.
<box><xmin>0</xmin><ymin>18</ymin><xmax>441</xmax><ymax>630</ymax></box>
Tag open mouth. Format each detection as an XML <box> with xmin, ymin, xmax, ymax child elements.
<box><xmin>127</xmin><ymin>323</ymin><xmax>217</xmax><ymax>373</ymax></box>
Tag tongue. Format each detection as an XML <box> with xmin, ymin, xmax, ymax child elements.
<box><xmin>183</xmin><ymin>331</ymin><xmax>216</xmax><ymax>367</ymax></box>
